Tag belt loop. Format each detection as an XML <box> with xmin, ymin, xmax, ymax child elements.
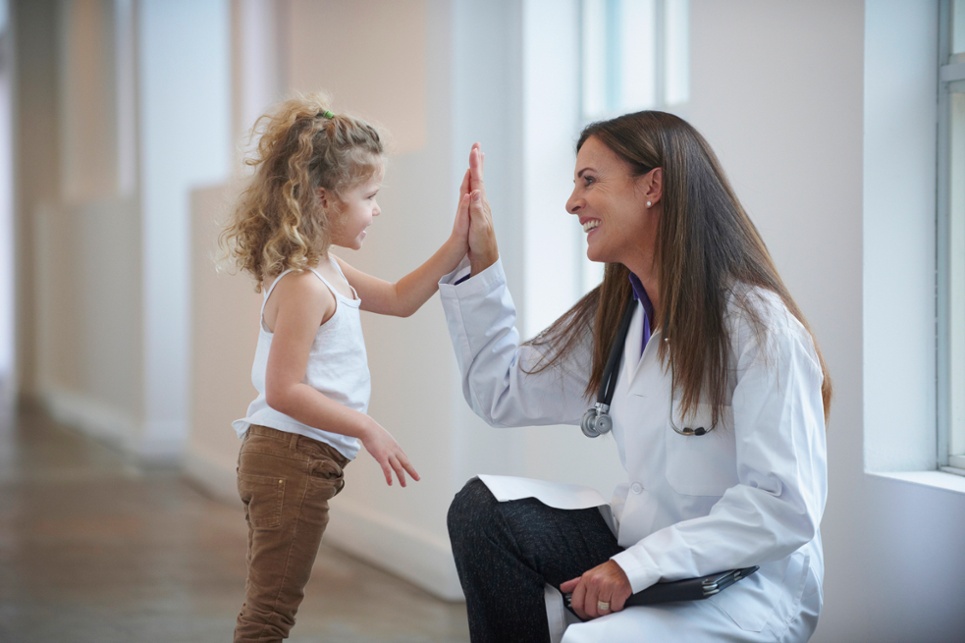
<box><xmin>289</xmin><ymin>432</ymin><xmax>300</xmax><ymax>450</ymax></box>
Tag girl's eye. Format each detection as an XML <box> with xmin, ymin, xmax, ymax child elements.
<box><xmin>583</xmin><ymin>176</ymin><xmax>596</xmax><ymax>187</ymax></box>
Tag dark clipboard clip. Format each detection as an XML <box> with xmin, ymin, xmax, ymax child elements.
<box><xmin>562</xmin><ymin>566</ymin><xmax>759</xmax><ymax>618</ymax></box>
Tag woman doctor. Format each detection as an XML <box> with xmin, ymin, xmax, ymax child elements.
<box><xmin>440</xmin><ymin>111</ymin><xmax>830</xmax><ymax>642</ymax></box>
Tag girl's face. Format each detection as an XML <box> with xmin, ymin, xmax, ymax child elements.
<box><xmin>565</xmin><ymin>136</ymin><xmax>659</xmax><ymax>274</ymax></box>
<box><xmin>328</xmin><ymin>167</ymin><xmax>384</xmax><ymax>250</ymax></box>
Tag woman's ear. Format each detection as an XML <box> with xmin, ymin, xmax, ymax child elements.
<box><xmin>643</xmin><ymin>167</ymin><xmax>663</xmax><ymax>207</ymax></box>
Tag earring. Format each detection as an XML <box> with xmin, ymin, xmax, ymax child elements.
<box><xmin>646</xmin><ymin>200</ymin><xmax>652</xmax><ymax>207</ymax></box>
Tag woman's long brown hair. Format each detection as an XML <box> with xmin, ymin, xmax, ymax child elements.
<box><xmin>526</xmin><ymin>111</ymin><xmax>831</xmax><ymax>425</ymax></box>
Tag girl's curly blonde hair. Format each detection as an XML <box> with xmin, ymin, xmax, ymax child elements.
<box><xmin>220</xmin><ymin>92</ymin><xmax>384</xmax><ymax>291</ymax></box>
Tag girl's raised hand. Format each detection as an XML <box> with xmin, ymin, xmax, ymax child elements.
<box><xmin>451</xmin><ymin>167</ymin><xmax>471</xmax><ymax>248</ymax></box>
<box><xmin>360</xmin><ymin>420</ymin><xmax>421</xmax><ymax>487</ymax></box>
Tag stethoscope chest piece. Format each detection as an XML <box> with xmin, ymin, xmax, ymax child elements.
<box><xmin>581</xmin><ymin>403</ymin><xmax>613</xmax><ymax>438</ymax></box>
<box><xmin>581</xmin><ymin>300</ymin><xmax>636</xmax><ymax>439</ymax></box>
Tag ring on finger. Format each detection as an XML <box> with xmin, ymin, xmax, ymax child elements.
<box><xmin>597</xmin><ymin>600</ymin><xmax>610</xmax><ymax>612</ymax></box>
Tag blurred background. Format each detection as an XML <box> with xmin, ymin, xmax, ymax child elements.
<box><xmin>1</xmin><ymin>1</ymin><xmax>964</xmax><ymax>641</ymax></box>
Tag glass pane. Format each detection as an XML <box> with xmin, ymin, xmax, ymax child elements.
<box><xmin>618</xmin><ymin>0</ymin><xmax>656</xmax><ymax>110</ymax></box>
<box><xmin>664</xmin><ymin>0</ymin><xmax>690</xmax><ymax>106</ymax></box>
<box><xmin>582</xmin><ymin>0</ymin><xmax>608</xmax><ymax>117</ymax></box>
<box><xmin>954</xmin><ymin>0</ymin><xmax>965</xmax><ymax>56</ymax></box>
<box><xmin>582</xmin><ymin>0</ymin><xmax>658</xmax><ymax>119</ymax></box>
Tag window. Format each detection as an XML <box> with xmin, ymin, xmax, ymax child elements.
<box><xmin>938</xmin><ymin>0</ymin><xmax>965</xmax><ymax>475</ymax></box>
<box><xmin>578</xmin><ymin>0</ymin><xmax>689</xmax><ymax>292</ymax></box>
<box><xmin>580</xmin><ymin>0</ymin><xmax>689</xmax><ymax>121</ymax></box>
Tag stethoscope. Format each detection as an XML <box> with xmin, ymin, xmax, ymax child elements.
<box><xmin>580</xmin><ymin>300</ymin><xmax>713</xmax><ymax>438</ymax></box>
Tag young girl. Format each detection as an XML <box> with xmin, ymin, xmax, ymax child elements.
<box><xmin>220</xmin><ymin>93</ymin><xmax>473</xmax><ymax>642</ymax></box>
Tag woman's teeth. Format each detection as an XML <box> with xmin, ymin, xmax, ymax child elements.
<box><xmin>582</xmin><ymin>220</ymin><xmax>600</xmax><ymax>233</ymax></box>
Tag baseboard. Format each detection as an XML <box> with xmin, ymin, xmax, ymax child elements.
<box><xmin>184</xmin><ymin>449</ymin><xmax>241</xmax><ymax>506</ymax></box>
<box><xmin>38</xmin><ymin>387</ymin><xmax>183</xmax><ymax>466</ymax></box>
<box><xmin>325</xmin><ymin>501</ymin><xmax>465</xmax><ymax>602</ymax></box>
<box><xmin>40</xmin><ymin>387</ymin><xmax>137</xmax><ymax>452</ymax></box>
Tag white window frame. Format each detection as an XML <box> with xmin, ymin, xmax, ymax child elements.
<box><xmin>938</xmin><ymin>0</ymin><xmax>965</xmax><ymax>476</ymax></box>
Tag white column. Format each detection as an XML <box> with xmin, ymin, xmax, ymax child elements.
<box><xmin>138</xmin><ymin>0</ymin><xmax>230</xmax><ymax>460</ymax></box>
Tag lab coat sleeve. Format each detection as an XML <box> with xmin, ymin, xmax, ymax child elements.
<box><xmin>438</xmin><ymin>259</ymin><xmax>591</xmax><ymax>428</ymax></box>
<box><xmin>611</xmin><ymin>298</ymin><xmax>828</xmax><ymax>592</ymax></box>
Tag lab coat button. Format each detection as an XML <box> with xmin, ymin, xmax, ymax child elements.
<box><xmin>631</xmin><ymin>482</ymin><xmax>643</xmax><ymax>494</ymax></box>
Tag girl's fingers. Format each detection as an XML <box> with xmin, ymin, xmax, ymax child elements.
<box><xmin>380</xmin><ymin>461</ymin><xmax>393</xmax><ymax>486</ymax></box>
<box><xmin>402</xmin><ymin>459</ymin><xmax>420</xmax><ymax>482</ymax></box>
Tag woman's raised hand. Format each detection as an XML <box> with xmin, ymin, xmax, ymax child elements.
<box><xmin>465</xmin><ymin>143</ymin><xmax>498</xmax><ymax>274</ymax></box>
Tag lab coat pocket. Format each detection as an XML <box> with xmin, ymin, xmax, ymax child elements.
<box><xmin>664</xmin><ymin>403</ymin><xmax>737</xmax><ymax>496</ymax></box>
<box><xmin>710</xmin><ymin>553</ymin><xmax>809</xmax><ymax>633</ymax></box>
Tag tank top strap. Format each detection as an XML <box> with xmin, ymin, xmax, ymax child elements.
<box><xmin>307</xmin><ymin>255</ymin><xmax>359</xmax><ymax>301</ymax></box>
<box><xmin>261</xmin><ymin>269</ymin><xmax>297</xmax><ymax>321</ymax></box>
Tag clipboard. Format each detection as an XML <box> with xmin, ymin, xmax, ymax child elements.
<box><xmin>563</xmin><ymin>566</ymin><xmax>758</xmax><ymax>615</ymax></box>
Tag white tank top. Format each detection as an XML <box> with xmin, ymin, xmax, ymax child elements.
<box><xmin>231</xmin><ymin>257</ymin><xmax>370</xmax><ymax>460</ymax></box>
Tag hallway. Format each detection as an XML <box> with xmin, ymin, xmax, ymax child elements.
<box><xmin>0</xmin><ymin>397</ymin><xmax>470</xmax><ymax>643</ymax></box>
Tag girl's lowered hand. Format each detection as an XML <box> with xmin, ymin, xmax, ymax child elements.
<box><xmin>360</xmin><ymin>420</ymin><xmax>421</xmax><ymax>487</ymax></box>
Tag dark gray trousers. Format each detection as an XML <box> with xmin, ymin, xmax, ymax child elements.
<box><xmin>447</xmin><ymin>478</ymin><xmax>623</xmax><ymax>643</ymax></box>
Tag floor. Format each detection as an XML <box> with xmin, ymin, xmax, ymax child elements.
<box><xmin>0</xmin><ymin>398</ymin><xmax>470</xmax><ymax>643</ymax></box>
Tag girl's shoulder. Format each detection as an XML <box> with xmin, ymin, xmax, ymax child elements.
<box><xmin>314</xmin><ymin>255</ymin><xmax>357</xmax><ymax>300</ymax></box>
<box><xmin>263</xmin><ymin>268</ymin><xmax>329</xmax><ymax>296</ymax></box>
<box><xmin>261</xmin><ymin>268</ymin><xmax>337</xmax><ymax>332</ymax></box>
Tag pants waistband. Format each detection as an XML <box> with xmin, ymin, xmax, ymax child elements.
<box><xmin>247</xmin><ymin>425</ymin><xmax>350</xmax><ymax>468</ymax></box>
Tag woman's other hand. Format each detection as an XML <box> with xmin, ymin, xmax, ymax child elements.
<box><xmin>559</xmin><ymin>560</ymin><xmax>633</xmax><ymax>620</ymax></box>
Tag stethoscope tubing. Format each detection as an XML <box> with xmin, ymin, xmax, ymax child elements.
<box><xmin>581</xmin><ymin>296</ymin><xmax>713</xmax><ymax>438</ymax></box>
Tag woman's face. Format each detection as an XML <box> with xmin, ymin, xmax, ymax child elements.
<box><xmin>566</xmin><ymin>136</ymin><xmax>659</xmax><ymax>272</ymax></box>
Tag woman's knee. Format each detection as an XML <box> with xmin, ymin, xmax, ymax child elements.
<box><xmin>447</xmin><ymin>477</ymin><xmax>497</xmax><ymax>543</ymax></box>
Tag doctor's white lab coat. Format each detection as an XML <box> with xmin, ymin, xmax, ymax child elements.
<box><xmin>438</xmin><ymin>261</ymin><xmax>828</xmax><ymax>643</ymax></box>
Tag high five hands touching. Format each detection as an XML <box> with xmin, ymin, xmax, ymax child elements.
<box><xmin>455</xmin><ymin>143</ymin><xmax>498</xmax><ymax>275</ymax></box>
<box><xmin>358</xmin><ymin>144</ymin><xmax>497</xmax><ymax>489</ymax></box>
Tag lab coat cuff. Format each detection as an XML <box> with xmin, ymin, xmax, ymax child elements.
<box><xmin>611</xmin><ymin>546</ymin><xmax>662</xmax><ymax>594</ymax></box>
<box><xmin>438</xmin><ymin>258</ymin><xmax>506</xmax><ymax>298</ymax></box>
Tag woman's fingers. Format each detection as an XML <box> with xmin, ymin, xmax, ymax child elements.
<box><xmin>467</xmin><ymin>189</ymin><xmax>497</xmax><ymax>270</ymax></box>
<box><xmin>469</xmin><ymin>143</ymin><xmax>485</xmax><ymax>192</ymax></box>
<box><xmin>560</xmin><ymin>562</ymin><xmax>631</xmax><ymax>619</ymax></box>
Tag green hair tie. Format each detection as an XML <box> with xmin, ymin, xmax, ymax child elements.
<box><xmin>319</xmin><ymin>110</ymin><xmax>335</xmax><ymax>119</ymax></box>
